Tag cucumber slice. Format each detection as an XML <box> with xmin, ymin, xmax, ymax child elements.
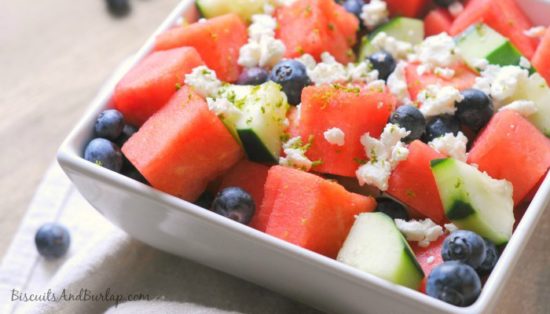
<box><xmin>337</xmin><ymin>212</ymin><xmax>424</xmax><ymax>290</ymax></box>
<box><xmin>358</xmin><ymin>17</ymin><xmax>424</xmax><ymax>61</ymax></box>
<box><xmin>219</xmin><ymin>81</ymin><xmax>289</xmax><ymax>163</ymax></box>
<box><xmin>508</xmin><ymin>73</ymin><xmax>550</xmax><ymax>136</ymax></box>
<box><xmin>456</xmin><ymin>23</ymin><xmax>527</xmax><ymax>72</ymax></box>
<box><xmin>431</xmin><ymin>158</ymin><xmax>515</xmax><ymax>245</ymax></box>
<box><xmin>196</xmin><ymin>0</ymin><xmax>268</xmax><ymax>22</ymax></box>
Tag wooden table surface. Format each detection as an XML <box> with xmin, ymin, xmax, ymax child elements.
<box><xmin>0</xmin><ymin>1</ymin><xmax>548</xmax><ymax>313</ymax></box>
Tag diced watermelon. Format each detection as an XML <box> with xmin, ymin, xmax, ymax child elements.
<box><xmin>405</xmin><ymin>62</ymin><xmax>477</xmax><ymax>100</ymax></box>
<box><xmin>155</xmin><ymin>14</ymin><xmax>247</xmax><ymax>82</ymax></box>
<box><xmin>299</xmin><ymin>84</ymin><xmax>395</xmax><ymax>177</ymax></box>
<box><xmin>257</xmin><ymin>166</ymin><xmax>376</xmax><ymax>258</ymax></box>
<box><xmin>412</xmin><ymin>236</ymin><xmax>446</xmax><ymax>278</ymax></box>
<box><xmin>113</xmin><ymin>47</ymin><xmax>204</xmax><ymax>126</ymax></box>
<box><xmin>424</xmin><ymin>8</ymin><xmax>453</xmax><ymax>37</ymax></box>
<box><xmin>275</xmin><ymin>0</ymin><xmax>359</xmax><ymax>63</ymax></box>
<box><xmin>450</xmin><ymin>0</ymin><xmax>538</xmax><ymax>59</ymax></box>
<box><xmin>286</xmin><ymin>106</ymin><xmax>300</xmax><ymax>138</ymax></box>
<box><xmin>387</xmin><ymin>140</ymin><xmax>447</xmax><ymax>224</ymax></box>
<box><xmin>218</xmin><ymin>159</ymin><xmax>271</xmax><ymax>211</ymax></box>
<box><xmin>532</xmin><ymin>28</ymin><xmax>550</xmax><ymax>85</ymax></box>
<box><xmin>122</xmin><ymin>87</ymin><xmax>243</xmax><ymax>201</ymax></box>
<box><xmin>467</xmin><ymin>110</ymin><xmax>550</xmax><ymax>205</ymax></box>
<box><xmin>385</xmin><ymin>0</ymin><xmax>430</xmax><ymax>18</ymax></box>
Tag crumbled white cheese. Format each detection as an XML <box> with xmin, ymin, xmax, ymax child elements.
<box><xmin>490</xmin><ymin>66</ymin><xmax>529</xmax><ymax>104</ymax></box>
<box><xmin>519</xmin><ymin>57</ymin><xmax>532</xmax><ymax>70</ymax></box>
<box><xmin>279</xmin><ymin>136</ymin><xmax>314</xmax><ymax>171</ymax></box>
<box><xmin>263</xmin><ymin>3</ymin><xmax>275</xmax><ymax>15</ymax></box>
<box><xmin>295</xmin><ymin>103</ymin><xmax>302</xmax><ymax>123</ymax></box>
<box><xmin>356</xmin><ymin>124</ymin><xmax>410</xmax><ymax>191</ymax></box>
<box><xmin>524</xmin><ymin>26</ymin><xmax>546</xmax><ymax>38</ymax></box>
<box><xmin>184</xmin><ymin>66</ymin><xmax>222</xmax><ymax>98</ymax></box>
<box><xmin>418</xmin><ymin>85</ymin><xmax>463</xmax><ymax>117</ymax></box>
<box><xmin>206</xmin><ymin>98</ymin><xmax>242</xmax><ymax>120</ymax></box>
<box><xmin>366</xmin><ymin>80</ymin><xmax>386</xmax><ymax>92</ymax></box>
<box><xmin>473</xmin><ymin>58</ymin><xmax>489</xmax><ymax>71</ymax></box>
<box><xmin>429</xmin><ymin>132</ymin><xmax>469</xmax><ymax>162</ymax></box>
<box><xmin>448</xmin><ymin>1</ymin><xmax>464</xmax><ymax>17</ymax></box>
<box><xmin>275</xmin><ymin>0</ymin><xmax>297</xmax><ymax>6</ymax></box>
<box><xmin>324</xmin><ymin>127</ymin><xmax>346</xmax><ymax>146</ymax></box>
<box><xmin>434</xmin><ymin>67</ymin><xmax>455</xmax><ymax>79</ymax></box>
<box><xmin>395</xmin><ymin>218</ymin><xmax>445</xmax><ymax>248</ymax></box>
<box><xmin>360</xmin><ymin>0</ymin><xmax>389</xmax><ymax>30</ymax></box>
<box><xmin>499</xmin><ymin>100</ymin><xmax>539</xmax><ymax>117</ymax></box>
<box><xmin>444</xmin><ymin>223</ymin><xmax>459</xmax><ymax>233</ymax></box>
<box><xmin>416</xmin><ymin>64</ymin><xmax>429</xmax><ymax>76</ymax></box>
<box><xmin>416</xmin><ymin>33</ymin><xmax>460</xmax><ymax>70</ymax></box>
<box><xmin>296</xmin><ymin>53</ymin><xmax>317</xmax><ymax>71</ymax></box>
<box><xmin>370</xmin><ymin>32</ymin><xmax>413</xmax><ymax>59</ymax></box>
<box><xmin>347</xmin><ymin>62</ymin><xmax>379</xmax><ymax>83</ymax></box>
<box><xmin>308</xmin><ymin>52</ymin><xmax>348</xmax><ymax>85</ymax></box>
<box><xmin>426</xmin><ymin>256</ymin><xmax>436</xmax><ymax>264</ymax></box>
<box><xmin>238</xmin><ymin>14</ymin><xmax>286</xmax><ymax>68</ymax></box>
<box><xmin>387</xmin><ymin>61</ymin><xmax>411</xmax><ymax>105</ymax></box>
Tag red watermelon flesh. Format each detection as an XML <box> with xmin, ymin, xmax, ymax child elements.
<box><xmin>387</xmin><ymin>140</ymin><xmax>447</xmax><ymax>224</ymax></box>
<box><xmin>532</xmin><ymin>28</ymin><xmax>550</xmax><ymax>85</ymax></box>
<box><xmin>218</xmin><ymin>159</ymin><xmax>270</xmax><ymax>212</ymax></box>
<box><xmin>385</xmin><ymin>0</ymin><xmax>430</xmax><ymax>18</ymax></box>
<box><xmin>122</xmin><ymin>87</ymin><xmax>243</xmax><ymax>201</ymax></box>
<box><xmin>450</xmin><ymin>0</ymin><xmax>538</xmax><ymax>59</ymax></box>
<box><xmin>467</xmin><ymin>110</ymin><xmax>550</xmax><ymax>205</ymax></box>
<box><xmin>259</xmin><ymin>166</ymin><xmax>376</xmax><ymax>258</ymax></box>
<box><xmin>286</xmin><ymin>106</ymin><xmax>300</xmax><ymax>138</ymax></box>
<box><xmin>412</xmin><ymin>236</ymin><xmax>446</xmax><ymax>278</ymax></box>
<box><xmin>424</xmin><ymin>8</ymin><xmax>454</xmax><ymax>37</ymax></box>
<box><xmin>113</xmin><ymin>47</ymin><xmax>204</xmax><ymax>126</ymax></box>
<box><xmin>154</xmin><ymin>14</ymin><xmax>247</xmax><ymax>82</ymax></box>
<box><xmin>299</xmin><ymin>84</ymin><xmax>395</xmax><ymax>177</ymax></box>
<box><xmin>275</xmin><ymin>0</ymin><xmax>359</xmax><ymax>63</ymax></box>
<box><xmin>405</xmin><ymin>62</ymin><xmax>477</xmax><ymax>101</ymax></box>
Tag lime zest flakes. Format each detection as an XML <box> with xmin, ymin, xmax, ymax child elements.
<box><xmin>353</xmin><ymin>157</ymin><xmax>367</xmax><ymax>165</ymax></box>
<box><xmin>406</xmin><ymin>189</ymin><xmax>416</xmax><ymax>198</ymax></box>
<box><xmin>328</xmin><ymin>23</ymin><xmax>335</xmax><ymax>31</ymax></box>
<box><xmin>305</xmin><ymin>4</ymin><xmax>312</xmax><ymax>15</ymax></box>
<box><xmin>95</xmin><ymin>160</ymin><xmax>103</xmax><ymax>167</ymax></box>
<box><xmin>280</xmin><ymin>132</ymin><xmax>290</xmax><ymax>143</ymax></box>
<box><xmin>175</xmin><ymin>82</ymin><xmax>182</xmax><ymax>90</ymax></box>
<box><xmin>295</xmin><ymin>46</ymin><xmax>305</xmax><ymax>55</ymax></box>
<box><xmin>311</xmin><ymin>159</ymin><xmax>324</xmax><ymax>167</ymax></box>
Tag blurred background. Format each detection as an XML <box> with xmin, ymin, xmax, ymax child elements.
<box><xmin>0</xmin><ymin>0</ymin><xmax>179</xmax><ymax>259</ymax></box>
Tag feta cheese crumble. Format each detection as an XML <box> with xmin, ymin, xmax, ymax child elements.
<box><xmin>323</xmin><ymin>128</ymin><xmax>346</xmax><ymax>146</ymax></box>
<box><xmin>356</xmin><ymin>124</ymin><xmax>410</xmax><ymax>191</ymax></box>
<box><xmin>429</xmin><ymin>132</ymin><xmax>468</xmax><ymax>162</ymax></box>
<box><xmin>418</xmin><ymin>85</ymin><xmax>464</xmax><ymax>117</ymax></box>
<box><xmin>395</xmin><ymin>218</ymin><xmax>444</xmax><ymax>247</ymax></box>
<box><xmin>524</xmin><ymin>26</ymin><xmax>546</xmax><ymax>38</ymax></box>
<box><xmin>519</xmin><ymin>56</ymin><xmax>532</xmax><ymax>70</ymax></box>
<box><xmin>238</xmin><ymin>14</ymin><xmax>286</xmax><ymax>68</ymax></box>
<box><xmin>434</xmin><ymin>67</ymin><xmax>455</xmax><ymax>79</ymax></box>
<box><xmin>184</xmin><ymin>66</ymin><xmax>222</xmax><ymax>98</ymax></box>
<box><xmin>297</xmin><ymin>53</ymin><xmax>379</xmax><ymax>85</ymax></box>
<box><xmin>279</xmin><ymin>136</ymin><xmax>314</xmax><ymax>171</ymax></box>
<box><xmin>489</xmin><ymin>66</ymin><xmax>529</xmax><ymax>104</ymax></box>
<box><xmin>473</xmin><ymin>58</ymin><xmax>489</xmax><ymax>71</ymax></box>
<box><xmin>444</xmin><ymin>223</ymin><xmax>459</xmax><ymax>233</ymax></box>
<box><xmin>416</xmin><ymin>33</ymin><xmax>460</xmax><ymax>70</ymax></box>
<box><xmin>387</xmin><ymin>61</ymin><xmax>411</xmax><ymax>105</ymax></box>
<box><xmin>499</xmin><ymin>100</ymin><xmax>538</xmax><ymax>117</ymax></box>
<box><xmin>206</xmin><ymin>98</ymin><xmax>242</xmax><ymax>120</ymax></box>
<box><xmin>370</xmin><ymin>32</ymin><xmax>413</xmax><ymax>59</ymax></box>
<box><xmin>426</xmin><ymin>256</ymin><xmax>436</xmax><ymax>264</ymax></box>
<box><xmin>360</xmin><ymin>0</ymin><xmax>389</xmax><ymax>30</ymax></box>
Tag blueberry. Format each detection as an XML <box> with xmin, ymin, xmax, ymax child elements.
<box><xmin>211</xmin><ymin>187</ymin><xmax>255</xmax><ymax>224</ymax></box>
<box><xmin>84</xmin><ymin>138</ymin><xmax>123</xmax><ymax>172</ymax></box>
<box><xmin>35</xmin><ymin>223</ymin><xmax>71</xmax><ymax>259</ymax></box>
<box><xmin>426</xmin><ymin>261</ymin><xmax>481</xmax><ymax>307</ymax></box>
<box><xmin>106</xmin><ymin>0</ymin><xmax>131</xmax><ymax>17</ymax></box>
<box><xmin>269</xmin><ymin>60</ymin><xmax>311</xmax><ymax>105</ymax></box>
<box><xmin>342</xmin><ymin>0</ymin><xmax>364</xmax><ymax>18</ymax></box>
<box><xmin>375</xmin><ymin>198</ymin><xmax>409</xmax><ymax>220</ymax></box>
<box><xmin>423</xmin><ymin>115</ymin><xmax>460</xmax><ymax>142</ymax></box>
<box><xmin>456</xmin><ymin>89</ymin><xmax>494</xmax><ymax>132</ymax></box>
<box><xmin>115</xmin><ymin>124</ymin><xmax>138</xmax><ymax>147</ymax></box>
<box><xmin>442</xmin><ymin>230</ymin><xmax>486</xmax><ymax>269</ymax></box>
<box><xmin>476</xmin><ymin>238</ymin><xmax>499</xmax><ymax>276</ymax></box>
<box><xmin>237</xmin><ymin>67</ymin><xmax>269</xmax><ymax>86</ymax></box>
<box><xmin>368</xmin><ymin>51</ymin><xmax>397</xmax><ymax>81</ymax></box>
<box><xmin>434</xmin><ymin>0</ymin><xmax>459</xmax><ymax>8</ymax></box>
<box><xmin>195</xmin><ymin>191</ymin><xmax>215</xmax><ymax>209</ymax></box>
<box><xmin>94</xmin><ymin>109</ymin><xmax>125</xmax><ymax>140</ymax></box>
<box><xmin>389</xmin><ymin>105</ymin><xmax>426</xmax><ymax>142</ymax></box>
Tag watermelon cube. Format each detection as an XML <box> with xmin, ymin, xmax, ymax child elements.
<box><xmin>218</xmin><ymin>159</ymin><xmax>271</xmax><ymax>211</ymax></box>
<box><xmin>387</xmin><ymin>141</ymin><xmax>447</xmax><ymax>224</ymax></box>
<box><xmin>299</xmin><ymin>84</ymin><xmax>395</xmax><ymax>177</ymax></box>
<box><xmin>424</xmin><ymin>8</ymin><xmax>454</xmax><ymax>37</ymax></box>
<box><xmin>275</xmin><ymin>0</ymin><xmax>359</xmax><ymax>63</ymax></box>
<box><xmin>385</xmin><ymin>0</ymin><xmax>430</xmax><ymax>18</ymax></box>
<box><xmin>122</xmin><ymin>86</ymin><xmax>243</xmax><ymax>201</ymax></box>
<box><xmin>257</xmin><ymin>166</ymin><xmax>376</xmax><ymax>258</ymax></box>
<box><xmin>155</xmin><ymin>14</ymin><xmax>247</xmax><ymax>82</ymax></box>
<box><xmin>467</xmin><ymin>110</ymin><xmax>550</xmax><ymax>205</ymax></box>
<box><xmin>113</xmin><ymin>47</ymin><xmax>204</xmax><ymax>126</ymax></box>
<box><xmin>532</xmin><ymin>28</ymin><xmax>550</xmax><ymax>85</ymax></box>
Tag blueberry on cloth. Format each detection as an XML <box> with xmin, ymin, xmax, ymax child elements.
<box><xmin>84</xmin><ymin>138</ymin><xmax>123</xmax><ymax>172</ymax></box>
<box><xmin>426</xmin><ymin>261</ymin><xmax>482</xmax><ymax>307</ymax></box>
<box><xmin>211</xmin><ymin>187</ymin><xmax>256</xmax><ymax>224</ymax></box>
<box><xmin>35</xmin><ymin>223</ymin><xmax>71</xmax><ymax>259</ymax></box>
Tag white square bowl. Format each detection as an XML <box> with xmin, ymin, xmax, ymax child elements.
<box><xmin>57</xmin><ymin>1</ymin><xmax>550</xmax><ymax>313</ymax></box>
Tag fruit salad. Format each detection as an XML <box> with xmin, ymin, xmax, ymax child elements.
<box><xmin>82</xmin><ymin>0</ymin><xmax>550</xmax><ymax>308</ymax></box>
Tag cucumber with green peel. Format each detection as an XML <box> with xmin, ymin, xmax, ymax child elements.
<box><xmin>431</xmin><ymin>158</ymin><xmax>515</xmax><ymax>245</ymax></box>
<box><xmin>196</xmin><ymin>0</ymin><xmax>269</xmax><ymax>22</ymax></box>
<box><xmin>507</xmin><ymin>73</ymin><xmax>550</xmax><ymax>136</ymax></box>
<box><xmin>358</xmin><ymin>17</ymin><xmax>424</xmax><ymax>61</ymax></box>
<box><xmin>337</xmin><ymin>212</ymin><xmax>424</xmax><ymax>290</ymax></box>
<box><xmin>456</xmin><ymin>23</ymin><xmax>533</xmax><ymax>73</ymax></box>
<box><xmin>218</xmin><ymin>81</ymin><xmax>289</xmax><ymax>163</ymax></box>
